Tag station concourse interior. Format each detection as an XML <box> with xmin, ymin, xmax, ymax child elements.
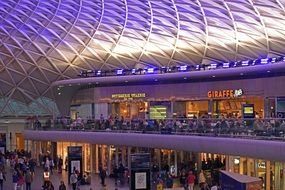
<box><xmin>1</xmin><ymin>0</ymin><xmax>285</xmax><ymax>190</ymax></box>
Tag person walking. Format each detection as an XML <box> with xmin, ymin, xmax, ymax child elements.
<box><xmin>59</xmin><ymin>180</ymin><xmax>66</xmax><ymax>190</ymax></box>
<box><xmin>12</xmin><ymin>170</ymin><xmax>19</xmax><ymax>190</ymax></box>
<box><xmin>50</xmin><ymin>159</ymin><xmax>54</xmax><ymax>175</ymax></box>
<box><xmin>18</xmin><ymin>172</ymin><xmax>25</xmax><ymax>190</ymax></box>
<box><xmin>25</xmin><ymin>169</ymin><xmax>33</xmax><ymax>190</ymax></box>
<box><xmin>210</xmin><ymin>182</ymin><xmax>219</xmax><ymax>190</ymax></box>
<box><xmin>99</xmin><ymin>168</ymin><xmax>107</xmax><ymax>186</ymax></box>
<box><xmin>58</xmin><ymin>157</ymin><xmax>63</xmax><ymax>173</ymax></box>
<box><xmin>200</xmin><ymin>183</ymin><xmax>210</xmax><ymax>190</ymax></box>
<box><xmin>0</xmin><ymin>170</ymin><xmax>5</xmax><ymax>190</ymax></box>
<box><xmin>165</xmin><ymin>173</ymin><xmax>173</xmax><ymax>188</ymax></box>
<box><xmin>187</xmin><ymin>171</ymin><xmax>196</xmax><ymax>190</ymax></box>
<box><xmin>180</xmin><ymin>170</ymin><xmax>187</xmax><ymax>190</ymax></box>
<box><xmin>70</xmin><ymin>172</ymin><xmax>78</xmax><ymax>190</ymax></box>
<box><xmin>113</xmin><ymin>165</ymin><xmax>119</xmax><ymax>186</ymax></box>
<box><xmin>199</xmin><ymin>170</ymin><xmax>206</xmax><ymax>187</ymax></box>
<box><xmin>43</xmin><ymin>168</ymin><xmax>50</xmax><ymax>187</ymax></box>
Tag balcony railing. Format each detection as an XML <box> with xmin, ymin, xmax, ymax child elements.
<box><xmin>24</xmin><ymin>118</ymin><xmax>285</xmax><ymax>141</ymax></box>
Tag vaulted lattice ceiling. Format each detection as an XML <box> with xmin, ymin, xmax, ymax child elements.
<box><xmin>0</xmin><ymin>0</ymin><xmax>285</xmax><ymax>115</ymax></box>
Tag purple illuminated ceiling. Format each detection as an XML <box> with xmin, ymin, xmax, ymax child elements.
<box><xmin>0</xmin><ymin>0</ymin><xmax>285</xmax><ymax>114</ymax></box>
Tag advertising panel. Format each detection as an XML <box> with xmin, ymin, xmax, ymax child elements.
<box><xmin>67</xmin><ymin>146</ymin><xmax>82</xmax><ymax>184</ymax></box>
<box><xmin>130</xmin><ymin>153</ymin><xmax>151</xmax><ymax>190</ymax></box>
<box><xmin>135</xmin><ymin>172</ymin><xmax>147</xmax><ymax>189</ymax></box>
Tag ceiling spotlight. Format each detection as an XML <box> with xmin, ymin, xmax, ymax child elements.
<box><xmin>117</xmin><ymin>69</ymin><xmax>123</xmax><ymax>75</ymax></box>
<box><xmin>210</xmin><ymin>63</ymin><xmax>217</xmax><ymax>69</ymax></box>
<box><xmin>261</xmin><ymin>58</ymin><xmax>269</xmax><ymax>64</ymax></box>
<box><xmin>179</xmin><ymin>65</ymin><xmax>188</xmax><ymax>71</ymax></box>
<box><xmin>96</xmin><ymin>70</ymin><xmax>101</xmax><ymax>75</ymax></box>
<box><xmin>241</xmin><ymin>60</ymin><xmax>249</xmax><ymax>66</ymax></box>
<box><xmin>147</xmin><ymin>68</ymin><xmax>154</xmax><ymax>73</ymax></box>
<box><xmin>223</xmin><ymin>63</ymin><xmax>230</xmax><ymax>68</ymax></box>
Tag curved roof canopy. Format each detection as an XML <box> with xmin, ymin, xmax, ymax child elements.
<box><xmin>0</xmin><ymin>0</ymin><xmax>285</xmax><ymax>115</ymax></box>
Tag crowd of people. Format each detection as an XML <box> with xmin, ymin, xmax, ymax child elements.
<box><xmin>151</xmin><ymin>160</ymin><xmax>222</xmax><ymax>190</ymax></box>
<box><xmin>28</xmin><ymin>115</ymin><xmax>285</xmax><ymax>139</ymax></box>
<box><xmin>0</xmin><ymin>148</ymin><xmax>226</xmax><ymax>190</ymax></box>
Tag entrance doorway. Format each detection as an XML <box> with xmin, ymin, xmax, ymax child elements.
<box><xmin>16</xmin><ymin>133</ymin><xmax>24</xmax><ymax>150</ymax></box>
<box><xmin>111</xmin><ymin>102</ymin><xmax>147</xmax><ymax>119</ymax></box>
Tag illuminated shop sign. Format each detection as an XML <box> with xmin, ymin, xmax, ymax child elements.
<box><xmin>207</xmin><ymin>89</ymin><xmax>243</xmax><ymax>98</ymax></box>
<box><xmin>111</xmin><ymin>93</ymin><xmax>146</xmax><ymax>100</ymax></box>
<box><xmin>258</xmin><ymin>161</ymin><xmax>266</xmax><ymax>169</ymax></box>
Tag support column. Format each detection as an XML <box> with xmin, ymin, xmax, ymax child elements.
<box><xmin>157</xmin><ymin>149</ymin><xmax>161</xmax><ymax>171</ymax></box>
<box><xmin>170</xmin><ymin>101</ymin><xmax>174</xmax><ymax>118</ymax></box>
<box><xmin>168</xmin><ymin>151</ymin><xmax>171</xmax><ymax>168</ymax></box>
<box><xmin>107</xmin><ymin>146</ymin><xmax>111</xmax><ymax>175</ymax></box>
<box><xmin>225</xmin><ymin>156</ymin><xmax>230</xmax><ymax>172</ymax></box>
<box><xmin>115</xmin><ymin>147</ymin><xmax>119</xmax><ymax>166</ymax></box>
<box><xmin>239</xmin><ymin>157</ymin><xmax>244</xmax><ymax>175</ymax></box>
<box><xmin>101</xmin><ymin>145</ymin><xmax>105</xmax><ymax>168</ymax></box>
<box><xmin>146</xmin><ymin>101</ymin><xmax>150</xmax><ymax>120</ymax></box>
<box><xmin>282</xmin><ymin>163</ymin><xmax>285</xmax><ymax>190</ymax></box>
<box><xmin>90</xmin><ymin>144</ymin><xmax>93</xmax><ymax>173</ymax></box>
<box><xmin>266</xmin><ymin>161</ymin><xmax>271</xmax><ymax>190</ymax></box>
<box><xmin>264</xmin><ymin>98</ymin><xmax>270</xmax><ymax>118</ymax></box>
<box><xmin>174</xmin><ymin>151</ymin><xmax>178</xmax><ymax>177</ymax></box>
<box><xmin>122</xmin><ymin>147</ymin><xmax>126</xmax><ymax>166</ymax></box>
<box><xmin>95</xmin><ymin>145</ymin><xmax>99</xmax><ymax>173</ymax></box>
<box><xmin>208</xmin><ymin>99</ymin><xmax>214</xmax><ymax>115</ymax></box>
<box><xmin>127</xmin><ymin>147</ymin><xmax>131</xmax><ymax>169</ymax></box>
<box><xmin>180</xmin><ymin>151</ymin><xmax>184</xmax><ymax>163</ymax></box>
<box><xmin>228</xmin><ymin>156</ymin><xmax>234</xmax><ymax>173</ymax></box>
<box><xmin>197</xmin><ymin>153</ymin><xmax>202</xmax><ymax>173</ymax></box>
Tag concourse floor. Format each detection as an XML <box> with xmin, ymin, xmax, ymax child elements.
<box><xmin>2</xmin><ymin>167</ymin><xmax>201</xmax><ymax>190</ymax></box>
<box><xmin>3</xmin><ymin>167</ymin><xmax>129</xmax><ymax>190</ymax></box>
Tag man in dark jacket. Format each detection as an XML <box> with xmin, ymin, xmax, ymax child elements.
<box><xmin>25</xmin><ymin>169</ymin><xmax>33</xmax><ymax>190</ymax></box>
<box><xmin>59</xmin><ymin>180</ymin><xmax>66</xmax><ymax>190</ymax></box>
<box><xmin>99</xmin><ymin>168</ymin><xmax>107</xmax><ymax>186</ymax></box>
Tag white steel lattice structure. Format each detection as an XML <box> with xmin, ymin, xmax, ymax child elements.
<box><xmin>1</xmin><ymin>0</ymin><xmax>285</xmax><ymax>116</ymax></box>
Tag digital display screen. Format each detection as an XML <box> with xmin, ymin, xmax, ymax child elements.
<box><xmin>244</xmin><ymin>107</ymin><xmax>254</xmax><ymax>114</ymax></box>
<box><xmin>131</xmin><ymin>154</ymin><xmax>150</xmax><ymax>169</ymax></box>
<box><xmin>242</xmin><ymin>104</ymin><xmax>255</xmax><ymax>119</ymax></box>
<box><xmin>68</xmin><ymin>146</ymin><xmax>82</xmax><ymax>158</ymax></box>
